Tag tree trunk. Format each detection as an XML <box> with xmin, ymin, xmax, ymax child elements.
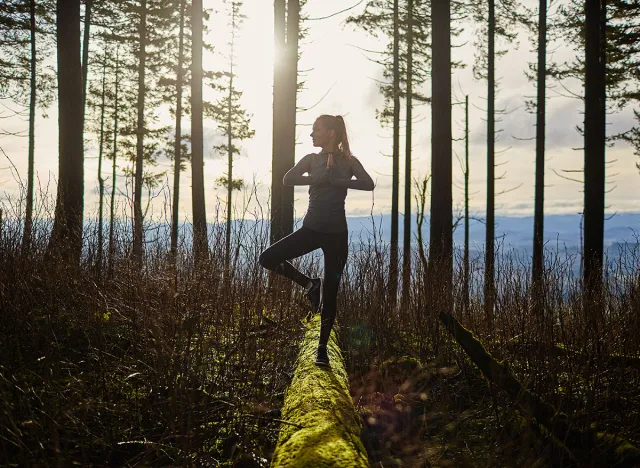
<box><xmin>171</xmin><ymin>0</ymin><xmax>186</xmax><ymax>259</ymax></box>
<box><xmin>49</xmin><ymin>0</ymin><xmax>84</xmax><ymax>263</ymax></box>
<box><xmin>484</xmin><ymin>0</ymin><xmax>496</xmax><ymax>331</ymax></box>
<box><xmin>390</xmin><ymin>0</ymin><xmax>400</xmax><ymax>306</ymax></box>
<box><xmin>97</xmin><ymin>52</ymin><xmax>107</xmax><ymax>275</ymax></box>
<box><xmin>108</xmin><ymin>47</ymin><xmax>120</xmax><ymax>277</ymax></box>
<box><xmin>464</xmin><ymin>95</ymin><xmax>470</xmax><ymax>318</ymax></box>
<box><xmin>81</xmin><ymin>0</ymin><xmax>92</xmax><ymax>121</ymax></box>
<box><xmin>225</xmin><ymin>6</ymin><xmax>236</xmax><ymax>273</ymax></box>
<box><xmin>429</xmin><ymin>0</ymin><xmax>453</xmax><ymax>315</ymax></box>
<box><xmin>22</xmin><ymin>0</ymin><xmax>37</xmax><ymax>254</ymax></box>
<box><xmin>270</xmin><ymin>0</ymin><xmax>288</xmax><ymax>244</ymax></box>
<box><xmin>402</xmin><ymin>0</ymin><xmax>414</xmax><ymax>304</ymax></box>
<box><xmin>281</xmin><ymin>0</ymin><xmax>298</xmax><ymax>239</ymax></box>
<box><xmin>133</xmin><ymin>0</ymin><xmax>146</xmax><ymax>264</ymax></box>
<box><xmin>191</xmin><ymin>0</ymin><xmax>208</xmax><ymax>262</ymax></box>
<box><xmin>532</xmin><ymin>0</ymin><xmax>547</xmax><ymax>316</ymax></box>
<box><xmin>583</xmin><ymin>0</ymin><xmax>606</xmax><ymax>319</ymax></box>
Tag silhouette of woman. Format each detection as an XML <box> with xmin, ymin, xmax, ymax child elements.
<box><xmin>259</xmin><ymin>114</ymin><xmax>375</xmax><ymax>366</ymax></box>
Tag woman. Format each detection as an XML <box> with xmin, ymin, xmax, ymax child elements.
<box><xmin>259</xmin><ymin>114</ymin><xmax>375</xmax><ymax>367</ymax></box>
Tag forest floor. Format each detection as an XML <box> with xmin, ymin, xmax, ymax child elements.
<box><xmin>347</xmin><ymin>351</ymin><xmax>640</xmax><ymax>468</ymax></box>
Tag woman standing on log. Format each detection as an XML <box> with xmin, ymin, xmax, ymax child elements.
<box><xmin>259</xmin><ymin>114</ymin><xmax>375</xmax><ymax>367</ymax></box>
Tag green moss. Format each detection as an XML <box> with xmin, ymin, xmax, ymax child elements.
<box><xmin>271</xmin><ymin>315</ymin><xmax>368</xmax><ymax>468</ymax></box>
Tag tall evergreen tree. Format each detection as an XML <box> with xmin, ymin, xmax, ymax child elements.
<box><xmin>464</xmin><ymin>95</ymin><xmax>470</xmax><ymax>317</ymax></box>
<box><xmin>468</xmin><ymin>0</ymin><xmax>519</xmax><ymax>329</ymax></box>
<box><xmin>270</xmin><ymin>0</ymin><xmax>300</xmax><ymax>243</ymax></box>
<box><xmin>348</xmin><ymin>0</ymin><xmax>433</xmax><ymax>305</ymax></box>
<box><xmin>270</xmin><ymin>0</ymin><xmax>286</xmax><ymax>243</ymax></box>
<box><xmin>81</xmin><ymin>0</ymin><xmax>92</xmax><ymax>122</ymax></box>
<box><xmin>191</xmin><ymin>0</ymin><xmax>208</xmax><ymax>262</ymax></box>
<box><xmin>391</xmin><ymin>0</ymin><xmax>400</xmax><ymax>305</ymax></box>
<box><xmin>132</xmin><ymin>0</ymin><xmax>147</xmax><ymax>264</ymax></box>
<box><xmin>108</xmin><ymin>46</ymin><xmax>122</xmax><ymax>276</ymax></box>
<box><xmin>583</xmin><ymin>0</ymin><xmax>606</xmax><ymax>309</ymax></box>
<box><xmin>532</xmin><ymin>0</ymin><xmax>548</xmax><ymax>315</ymax></box>
<box><xmin>49</xmin><ymin>0</ymin><xmax>84</xmax><ymax>262</ymax></box>
<box><xmin>282</xmin><ymin>0</ymin><xmax>299</xmax><ymax>239</ymax></box>
<box><xmin>402</xmin><ymin>0</ymin><xmax>414</xmax><ymax>301</ymax></box>
<box><xmin>0</xmin><ymin>1</ymin><xmax>54</xmax><ymax>253</ymax></box>
<box><xmin>91</xmin><ymin>47</ymin><xmax>109</xmax><ymax>273</ymax></box>
<box><xmin>549</xmin><ymin>0</ymin><xmax>639</xmax><ymax>310</ymax></box>
<box><xmin>208</xmin><ymin>0</ymin><xmax>255</xmax><ymax>271</ymax></box>
<box><xmin>170</xmin><ymin>0</ymin><xmax>187</xmax><ymax>259</ymax></box>
<box><xmin>429</xmin><ymin>0</ymin><xmax>453</xmax><ymax>315</ymax></box>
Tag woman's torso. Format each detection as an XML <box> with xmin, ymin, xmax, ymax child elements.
<box><xmin>303</xmin><ymin>152</ymin><xmax>353</xmax><ymax>233</ymax></box>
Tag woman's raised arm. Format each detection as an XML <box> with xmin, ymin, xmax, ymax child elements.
<box><xmin>282</xmin><ymin>154</ymin><xmax>314</xmax><ymax>186</ymax></box>
<box><xmin>330</xmin><ymin>157</ymin><xmax>374</xmax><ymax>191</ymax></box>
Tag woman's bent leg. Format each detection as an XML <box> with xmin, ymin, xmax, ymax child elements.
<box><xmin>258</xmin><ymin>227</ymin><xmax>320</xmax><ymax>287</ymax></box>
<box><xmin>318</xmin><ymin>231</ymin><xmax>349</xmax><ymax>347</ymax></box>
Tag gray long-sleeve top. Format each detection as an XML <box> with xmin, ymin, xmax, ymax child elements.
<box><xmin>283</xmin><ymin>151</ymin><xmax>375</xmax><ymax>233</ymax></box>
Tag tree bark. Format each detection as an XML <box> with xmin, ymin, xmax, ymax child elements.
<box><xmin>464</xmin><ymin>95</ymin><xmax>470</xmax><ymax>318</ymax></box>
<box><xmin>81</xmin><ymin>0</ymin><xmax>92</xmax><ymax>121</ymax></box>
<box><xmin>49</xmin><ymin>0</ymin><xmax>84</xmax><ymax>263</ymax></box>
<box><xmin>171</xmin><ymin>0</ymin><xmax>186</xmax><ymax>259</ymax></box>
<box><xmin>402</xmin><ymin>0</ymin><xmax>414</xmax><ymax>304</ymax></box>
<box><xmin>108</xmin><ymin>47</ymin><xmax>120</xmax><ymax>277</ymax></box>
<box><xmin>281</xmin><ymin>0</ymin><xmax>298</xmax><ymax>239</ymax></box>
<box><xmin>22</xmin><ymin>0</ymin><xmax>37</xmax><ymax>254</ymax></box>
<box><xmin>97</xmin><ymin>52</ymin><xmax>108</xmax><ymax>274</ymax></box>
<box><xmin>133</xmin><ymin>0</ymin><xmax>146</xmax><ymax>264</ymax></box>
<box><xmin>532</xmin><ymin>0</ymin><xmax>547</xmax><ymax>316</ymax></box>
<box><xmin>583</xmin><ymin>0</ymin><xmax>606</xmax><ymax>319</ymax></box>
<box><xmin>225</xmin><ymin>4</ymin><xmax>237</xmax><ymax>272</ymax></box>
<box><xmin>191</xmin><ymin>0</ymin><xmax>208</xmax><ymax>262</ymax></box>
<box><xmin>270</xmin><ymin>0</ymin><xmax>288</xmax><ymax>244</ymax></box>
<box><xmin>390</xmin><ymin>0</ymin><xmax>400</xmax><ymax>306</ymax></box>
<box><xmin>484</xmin><ymin>0</ymin><xmax>496</xmax><ymax>331</ymax></box>
<box><xmin>429</xmin><ymin>0</ymin><xmax>453</xmax><ymax>315</ymax></box>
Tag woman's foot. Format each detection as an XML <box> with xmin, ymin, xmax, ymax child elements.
<box><xmin>315</xmin><ymin>344</ymin><xmax>330</xmax><ymax>367</ymax></box>
<box><xmin>305</xmin><ymin>278</ymin><xmax>322</xmax><ymax>313</ymax></box>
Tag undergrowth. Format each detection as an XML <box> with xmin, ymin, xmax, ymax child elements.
<box><xmin>1</xmin><ymin>197</ymin><xmax>639</xmax><ymax>466</ymax></box>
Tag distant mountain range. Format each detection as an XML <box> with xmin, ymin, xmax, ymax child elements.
<box><xmin>345</xmin><ymin>212</ymin><xmax>640</xmax><ymax>255</ymax></box>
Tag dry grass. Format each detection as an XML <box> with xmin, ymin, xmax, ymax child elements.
<box><xmin>1</xmin><ymin>194</ymin><xmax>639</xmax><ymax>466</ymax></box>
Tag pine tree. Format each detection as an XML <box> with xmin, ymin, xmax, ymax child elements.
<box><xmin>583</xmin><ymin>0</ymin><xmax>606</xmax><ymax>313</ymax></box>
<box><xmin>49</xmin><ymin>0</ymin><xmax>84</xmax><ymax>262</ymax></box>
<box><xmin>532</xmin><ymin>0</ymin><xmax>548</xmax><ymax>317</ymax></box>
<box><xmin>208</xmin><ymin>0</ymin><xmax>255</xmax><ymax>272</ymax></box>
<box><xmin>348</xmin><ymin>0</ymin><xmax>433</xmax><ymax>305</ymax></box>
<box><xmin>402</xmin><ymin>0</ymin><xmax>414</xmax><ymax>303</ymax></box>
<box><xmin>191</xmin><ymin>0</ymin><xmax>208</xmax><ymax>262</ymax></box>
<box><xmin>270</xmin><ymin>0</ymin><xmax>300</xmax><ymax>243</ymax></box>
<box><xmin>549</xmin><ymin>0</ymin><xmax>639</xmax><ymax>309</ymax></box>
<box><xmin>429</xmin><ymin>0</ymin><xmax>453</xmax><ymax>315</ymax></box>
<box><xmin>0</xmin><ymin>0</ymin><xmax>54</xmax><ymax>253</ymax></box>
<box><xmin>391</xmin><ymin>0</ymin><xmax>400</xmax><ymax>305</ymax></box>
<box><xmin>468</xmin><ymin>0</ymin><xmax>520</xmax><ymax>330</ymax></box>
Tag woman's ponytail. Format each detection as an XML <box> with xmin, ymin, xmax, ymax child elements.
<box><xmin>335</xmin><ymin>115</ymin><xmax>352</xmax><ymax>159</ymax></box>
<box><xmin>317</xmin><ymin>114</ymin><xmax>352</xmax><ymax>159</ymax></box>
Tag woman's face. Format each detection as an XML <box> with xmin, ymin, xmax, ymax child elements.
<box><xmin>310</xmin><ymin>119</ymin><xmax>335</xmax><ymax>149</ymax></box>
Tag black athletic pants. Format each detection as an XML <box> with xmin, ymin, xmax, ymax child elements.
<box><xmin>258</xmin><ymin>226</ymin><xmax>348</xmax><ymax>347</ymax></box>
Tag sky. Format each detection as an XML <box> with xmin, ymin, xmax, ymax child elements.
<box><xmin>1</xmin><ymin>0</ymin><xmax>639</xmax><ymax>228</ymax></box>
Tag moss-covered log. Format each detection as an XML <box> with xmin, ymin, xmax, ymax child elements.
<box><xmin>271</xmin><ymin>315</ymin><xmax>368</xmax><ymax>468</ymax></box>
<box><xmin>439</xmin><ymin>311</ymin><xmax>640</xmax><ymax>468</ymax></box>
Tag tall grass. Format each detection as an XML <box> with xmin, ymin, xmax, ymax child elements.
<box><xmin>1</xmin><ymin>190</ymin><xmax>639</xmax><ymax>466</ymax></box>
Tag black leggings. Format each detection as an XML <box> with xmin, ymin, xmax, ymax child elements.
<box><xmin>259</xmin><ymin>226</ymin><xmax>348</xmax><ymax>347</ymax></box>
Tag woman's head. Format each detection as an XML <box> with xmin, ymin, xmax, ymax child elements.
<box><xmin>310</xmin><ymin>115</ymin><xmax>352</xmax><ymax>158</ymax></box>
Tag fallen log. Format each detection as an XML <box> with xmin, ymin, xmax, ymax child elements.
<box><xmin>439</xmin><ymin>311</ymin><xmax>640</xmax><ymax>468</ymax></box>
<box><xmin>271</xmin><ymin>314</ymin><xmax>368</xmax><ymax>468</ymax></box>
